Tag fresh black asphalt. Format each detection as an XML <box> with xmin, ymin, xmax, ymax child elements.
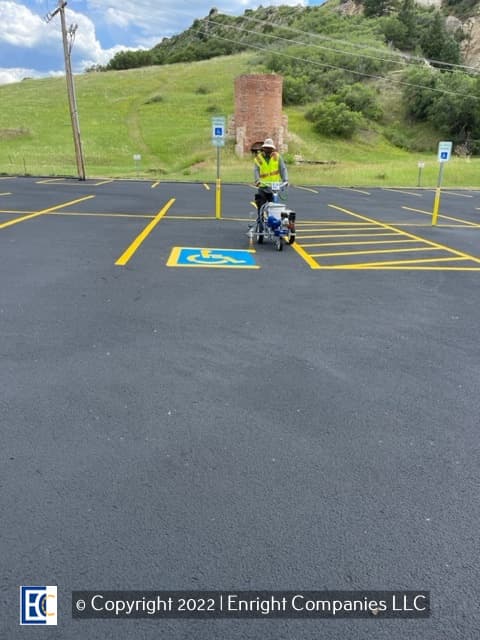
<box><xmin>1</xmin><ymin>177</ymin><xmax>479</xmax><ymax>639</ymax></box>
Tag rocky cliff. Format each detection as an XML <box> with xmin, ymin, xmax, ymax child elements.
<box><xmin>335</xmin><ymin>0</ymin><xmax>480</xmax><ymax>68</ymax></box>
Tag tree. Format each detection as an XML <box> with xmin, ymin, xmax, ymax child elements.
<box><xmin>397</xmin><ymin>0</ymin><xmax>417</xmax><ymax>49</ymax></box>
<box><xmin>427</xmin><ymin>71</ymin><xmax>480</xmax><ymax>139</ymax></box>
<box><xmin>381</xmin><ymin>16</ymin><xmax>409</xmax><ymax>49</ymax></box>
<box><xmin>106</xmin><ymin>50</ymin><xmax>154</xmax><ymax>71</ymax></box>
<box><xmin>402</xmin><ymin>67</ymin><xmax>438</xmax><ymax>121</ymax></box>
<box><xmin>363</xmin><ymin>0</ymin><xmax>394</xmax><ymax>18</ymax></box>
<box><xmin>420</xmin><ymin>12</ymin><xmax>461</xmax><ymax>67</ymax></box>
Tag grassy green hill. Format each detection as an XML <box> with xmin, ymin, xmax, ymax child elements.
<box><xmin>0</xmin><ymin>52</ymin><xmax>478</xmax><ymax>187</ymax></box>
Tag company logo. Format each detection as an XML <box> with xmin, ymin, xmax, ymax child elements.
<box><xmin>20</xmin><ymin>586</ymin><xmax>57</xmax><ymax>625</ymax></box>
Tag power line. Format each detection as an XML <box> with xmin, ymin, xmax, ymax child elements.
<box><xmin>218</xmin><ymin>8</ymin><xmax>480</xmax><ymax>75</ymax></box>
<box><xmin>191</xmin><ymin>25</ymin><xmax>480</xmax><ymax>100</ymax></box>
<box><xmin>204</xmin><ymin>16</ymin><xmax>408</xmax><ymax>70</ymax></box>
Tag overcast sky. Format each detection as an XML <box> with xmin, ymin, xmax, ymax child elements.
<box><xmin>0</xmin><ymin>1</ymin><xmax>324</xmax><ymax>85</ymax></box>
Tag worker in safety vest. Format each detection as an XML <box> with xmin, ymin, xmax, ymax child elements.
<box><xmin>253</xmin><ymin>138</ymin><xmax>288</xmax><ymax>214</ymax></box>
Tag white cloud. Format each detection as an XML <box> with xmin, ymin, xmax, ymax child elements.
<box><xmin>0</xmin><ymin>67</ymin><xmax>35</xmax><ymax>84</ymax></box>
<box><xmin>0</xmin><ymin>1</ymin><xmax>57</xmax><ymax>48</ymax></box>
<box><xmin>66</xmin><ymin>9</ymin><xmax>139</xmax><ymax>70</ymax></box>
<box><xmin>87</xmin><ymin>0</ymin><xmax>307</xmax><ymax>41</ymax></box>
<box><xmin>0</xmin><ymin>1</ymin><xmax>309</xmax><ymax>84</ymax></box>
<box><xmin>104</xmin><ymin>7</ymin><xmax>132</xmax><ymax>29</ymax></box>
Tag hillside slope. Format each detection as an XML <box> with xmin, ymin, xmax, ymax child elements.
<box><xmin>0</xmin><ymin>54</ymin><xmax>479</xmax><ymax>185</ymax></box>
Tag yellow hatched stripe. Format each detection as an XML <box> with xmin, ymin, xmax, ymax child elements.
<box><xmin>332</xmin><ymin>256</ymin><xmax>469</xmax><ymax>268</ymax></box>
<box><xmin>299</xmin><ymin>231</ymin><xmax>396</xmax><ymax>240</ymax></box>
<box><xmin>310</xmin><ymin>246</ymin><xmax>437</xmax><ymax>258</ymax></box>
<box><xmin>303</xmin><ymin>239</ymin><xmax>418</xmax><ymax>248</ymax></box>
<box><xmin>290</xmin><ymin>242</ymin><xmax>320</xmax><ymax>269</ymax></box>
<box><xmin>329</xmin><ymin>204</ymin><xmax>480</xmax><ymax>264</ymax></box>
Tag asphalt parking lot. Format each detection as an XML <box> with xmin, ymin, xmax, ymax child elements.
<box><xmin>1</xmin><ymin>176</ymin><xmax>479</xmax><ymax>639</ymax></box>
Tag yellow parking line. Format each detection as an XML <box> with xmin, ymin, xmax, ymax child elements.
<box><xmin>295</xmin><ymin>226</ymin><xmax>380</xmax><ymax>234</ymax></box>
<box><xmin>332</xmin><ymin>264</ymin><xmax>480</xmax><ymax>272</ymax></box>
<box><xmin>294</xmin><ymin>186</ymin><xmax>319</xmax><ymax>194</ymax></box>
<box><xmin>310</xmin><ymin>246</ymin><xmax>437</xmax><ymax>258</ymax></box>
<box><xmin>297</xmin><ymin>220</ymin><xmax>378</xmax><ymax>231</ymax></box>
<box><xmin>115</xmin><ymin>198</ymin><xmax>175</xmax><ymax>266</ymax></box>
<box><xmin>329</xmin><ymin>204</ymin><xmax>480</xmax><ymax>264</ymax></box>
<box><xmin>384</xmin><ymin>223</ymin><xmax>472</xmax><ymax>228</ymax></box>
<box><xmin>49</xmin><ymin>212</ymin><xmax>153</xmax><ymax>219</ymax></box>
<box><xmin>36</xmin><ymin>178</ymin><xmax>65</xmax><ymax>184</ymax></box>
<box><xmin>338</xmin><ymin>187</ymin><xmax>370</xmax><ymax>195</ymax></box>
<box><xmin>203</xmin><ymin>183</ymin><xmax>211</xmax><ymax>191</ymax></box>
<box><xmin>383</xmin><ymin>188</ymin><xmax>422</xmax><ymax>197</ymax></box>
<box><xmin>298</xmin><ymin>232</ymin><xmax>399</xmax><ymax>241</ymax></box>
<box><xmin>94</xmin><ymin>179</ymin><xmax>114</xmax><ymax>186</ymax></box>
<box><xmin>403</xmin><ymin>206</ymin><xmax>479</xmax><ymax>227</ymax></box>
<box><xmin>0</xmin><ymin>195</ymin><xmax>95</xmax><ymax>229</ymax></box>
<box><xmin>0</xmin><ymin>210</ymin><xmax>33</xmax><ymax>214</ymax></box>
<box><xmin>151</xmin><ymin>181</ymin><xmax>160</xmax><ymax>189</ymax></box>
<box><xmin>303</xmin><ymin>239</ymin><xmax>417</xmax><ymax>248</ymax></box>
<box><xmin>166</xmin><ymin>215</ymin><xmax>215</xmax><ymax>220</ymax></box>
<box><xmin>334</xmin><ymin>256</ymin><xmax>467</xmax><ymax>268</ymax></box>
<box><xmin>0</xmin><ymin>192</ymin><xmax>11</xmax><ymax>196</ymax></box>
<box><xmin>442</xmin><ymin>191</ymin><xmax>473</xmax><ymax>198</ymax></box>
<box><xmin>291</xmin><ymin>241</ymin><xmax>320</xmax><ymax>269</ymax></box>
<box><xmin>0</xmin><ymin>210</ymin><xmax>155</xmax><ymax>219</ymax></box>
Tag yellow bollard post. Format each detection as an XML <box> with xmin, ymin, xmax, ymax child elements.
<box><xmin>216</xmin><ymin>178</ymin><xmax>222</xmax><ymax>219</ymax></box>
<box><xmin>432</xmin><ymin>161</ymin><xmax>445</xmax><ymax>226</ymax></box>
<box><xmin>432</xmin><ymin>187</ymin><xmax>441</xmax><ymax>226</ymax></box>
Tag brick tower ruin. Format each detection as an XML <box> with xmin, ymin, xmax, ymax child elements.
<box><xmin>231</xmin><ymin>74</ymin><xmax>288</xmax><ymax>157</ymax></box>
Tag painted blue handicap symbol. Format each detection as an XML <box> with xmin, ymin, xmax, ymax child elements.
<box><xmin>214</xmin><ymin>127</ymin><xmax>223</xmax><ymax>136</ymax></box>
<box><xmin>440</xmin><ymin>152</ymin><xmax>448</xmax><ymax>159</ymax></box>
<box><xmin>167</xmin><ymin>247</ymin><xmax>259</xmax><ymax>268</ymax></box>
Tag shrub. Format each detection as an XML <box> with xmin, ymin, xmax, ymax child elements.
<box><xmin>283</xmin><ymin>76</ymin><xmax>316</xmax><ymax>105</ymax></box>
<box><xmin>335</xmin><ymin>83</ymin><xmax>383</xmax><ymax>120</ymax></box>
<box><xmin>144</xmin><ymin>94</ymin><xmax>164</xmax><ymax>104</ymax></box>
<box><xmin>307</xmin><ymin>100</ymin><xmax>363</xmax><ymax>138</ymax></box>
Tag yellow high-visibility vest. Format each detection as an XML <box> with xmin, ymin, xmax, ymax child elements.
<box><xmin>255</xmin><ymin>152</ymin><xmax>280</xmax><ymax>183</ymax></box>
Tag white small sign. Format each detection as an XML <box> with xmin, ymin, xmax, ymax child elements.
<box><xmin>133</xmin><ymin>154</ymin><xmax>141</xmax><ymax>161</ymax></box>
<box><xmin>211</xmin><ymin>116</ymin><xmax>225</xmax><ymax>141</ymax></box>
<box><xmin>437</xmin><ymin>141</ymin><xmax>452</xmax><ymax>163</ymax></box>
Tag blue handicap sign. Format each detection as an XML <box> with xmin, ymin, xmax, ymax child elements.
<box><xmin>167</xmin><ymin>247</ymin><xmax>259</xmax><ymax>268</ymax></box>
<box><xmin>214</xmin><ymin>127</ymin><xmax>223</xmax><ymax>136</ymax></box>
<box><xmin>440</xmin><ymin>152</ymin><xmax>448</xmax><ymax>160</ymax></box>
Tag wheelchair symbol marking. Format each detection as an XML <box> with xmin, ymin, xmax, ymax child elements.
<box><xmin>167</xmin><ymin>247</ymin><xmax>259</xmax><ymax>268</ymax></box>
<box><xmin>187</xmin><ymin>250</ymin><xmax>248</xmax><ymax>265</ymax></box>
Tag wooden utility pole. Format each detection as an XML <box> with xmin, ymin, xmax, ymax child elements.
<box><xmin>46</xmin><ymin>1</ymin><xmax>86</xmax><ymax>180</ymax></box>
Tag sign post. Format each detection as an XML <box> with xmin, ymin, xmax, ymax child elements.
<box><xmin>212</xmin><ymin>117</ymin><xmax>225</xmax><ymax>219</ymax></box>
<box><xmin>432</xmin><ymin>141</ymin><xmax>452</xmax><ymax>226</ymax></box>
<box><xmin>133</xmin><ymin>154</ymin><xmax>141</xmax><ymax>177</ymax></box>
<box><xmin>417</xmin><ymin>161</ymin><xmax>425</xmax><ymax>187</ymax></box>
